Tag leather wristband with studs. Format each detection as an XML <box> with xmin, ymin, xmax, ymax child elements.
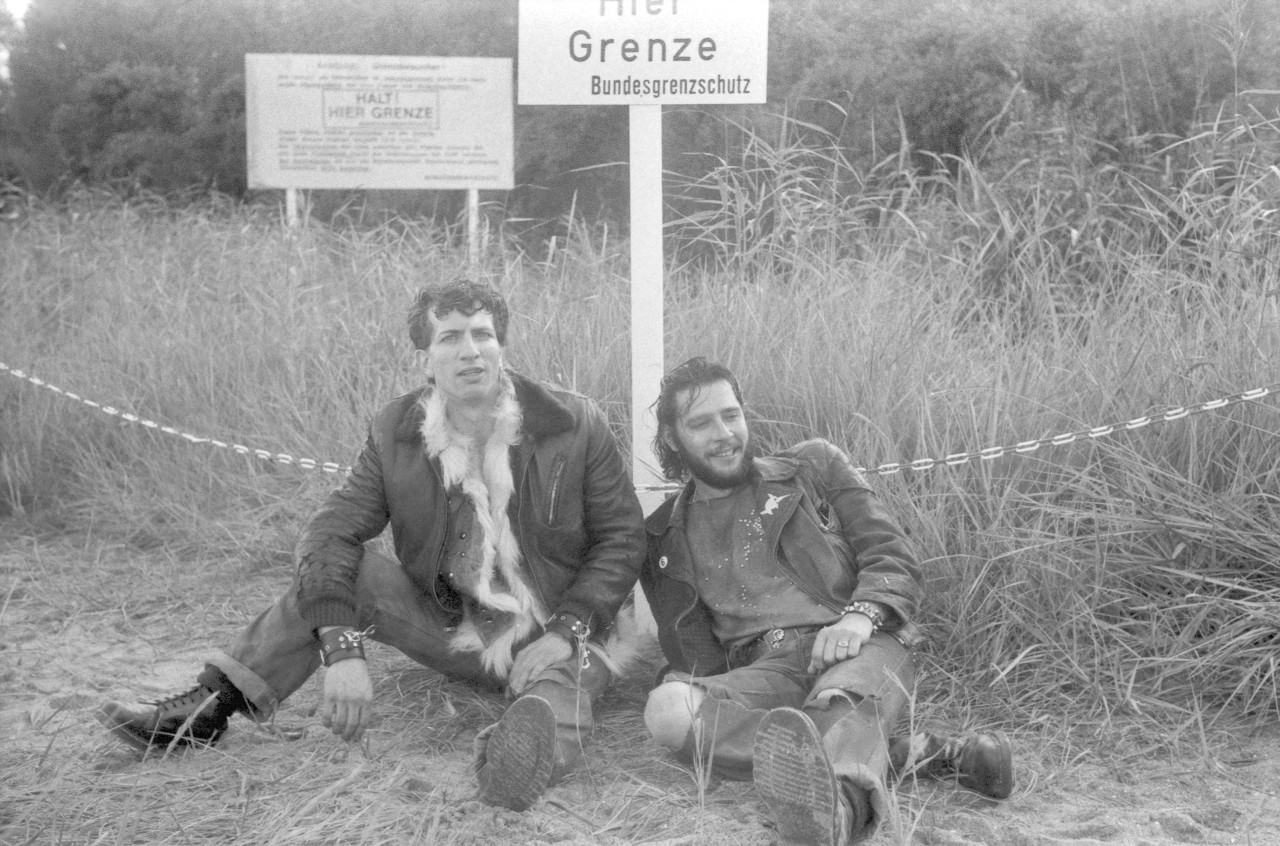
<box><xmin>545</xmin><ymin>612</ymin><xmax>590</xmax><ymax>644</ymax></box>
<box><xmin>842</xmin><ymin>601</ymin><xmax>887</xmax><ymax>632</ymax></box>
<box><xmin>318</xmin><ymin>627</ymin><xmax>369</xmax><ymax>667</ymax></box>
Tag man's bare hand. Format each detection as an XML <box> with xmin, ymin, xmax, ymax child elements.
<box><xmin>321</xmin><ymin>658</ymin><xmax>374</xmax><ymax>742</ymax></box>
<box><xmin>808</xmin><ymin>613</ymin><xmax>874</xmax><ymax>674</ymax></box>
<box><xmin>508</xmin><ymin>632</ymin><xmax>573</xmax><ymax>695</ymax></box>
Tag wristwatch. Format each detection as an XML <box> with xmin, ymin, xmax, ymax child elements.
<box><xmin>843</xmin><ymin>601</ymin><xmax>887</xmax><ymax>632</ymax></box>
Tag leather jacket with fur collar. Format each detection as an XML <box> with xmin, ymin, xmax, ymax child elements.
<box><xmin>294</xmin><ymin>370</ymin><xmax>645</xmax><ymax>645</ymax></box>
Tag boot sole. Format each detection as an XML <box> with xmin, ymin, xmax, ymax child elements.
<box><xmin>477</xmin><ymin>695</ymin><xmax>557</xmax><ymax>811</ymax></box>
<box><xmin>754</xmin><ymin>707</ymin><xmax>842</xmax><ymax>846</ymax></box>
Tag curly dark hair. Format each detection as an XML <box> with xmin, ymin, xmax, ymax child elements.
<box><xmin>652</xmin><ymin>357</ymin><xmax>745</xmax><ymax>481</ymax></box>
<box><xmin>407</xmin><ymin>278</ymin><xmax>510</xmax><ymax>350</ymax></box>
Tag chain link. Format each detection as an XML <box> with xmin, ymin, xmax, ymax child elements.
<box><xmin>4</xmin><ymin>360</ymin><xmax>1276</xmax><ymax>486</ymax></box>
<box><xmin>1</xmin><ymin>362</ymin><xmax>350</xmax><ymax>474</ymax></box>
<box><xmin>851</xmin><ymin>384</ymin><xmax>1276</xmax><ymax>478</ymax></box>
<box><xmin>635</xmin><ymin>384</ymin><xmax>1279</xmax><ymax>490</ymax></box>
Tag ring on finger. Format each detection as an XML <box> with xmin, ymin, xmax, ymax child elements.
<box><xmin>836</xmin><ymin>640</ymin><xmax>850</xmax><ymax>647</ymax></box>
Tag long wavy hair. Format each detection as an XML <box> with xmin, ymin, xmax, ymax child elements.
<box><xmin>651</xmin><ymin>357</ymin><xmax>745</xmax><ymax>482</ymax></box>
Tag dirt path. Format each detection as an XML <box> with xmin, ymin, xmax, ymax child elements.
<box><xmin>2</xmin><ymin>526</ymin><xmax>1278</xmax><ymax>845</ymax></box>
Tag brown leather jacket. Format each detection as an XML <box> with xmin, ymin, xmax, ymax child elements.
<box><xmin>294</xmin><ymin>371</ymin><xmax>645</xmax><ymax>642</ymax></box>
<box><xmin>641</xmin><ymin>439</ymin><xmax>925</xmax><ymax>676</ymax></box>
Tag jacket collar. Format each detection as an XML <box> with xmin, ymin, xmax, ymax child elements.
<box><xmin>395</xmin><ymin>369</ymin><xmax>575</xmax><ymax>443</ymax></box>
<box><xmin>645</xmin><ymin>453</ymin><xmax>801</xmax><ymax>533</ymax></box>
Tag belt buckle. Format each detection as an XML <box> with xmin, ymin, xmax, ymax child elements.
<box><xmin>738</xmin><ymin>628</ymin><xmax>787</xmax><ymax>667</ymax></box>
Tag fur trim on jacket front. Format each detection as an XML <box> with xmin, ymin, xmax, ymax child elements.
<box><xmin>418</xmin><ymin>374</ymin><xmax>547</xmax><ymax>678</ymax></box>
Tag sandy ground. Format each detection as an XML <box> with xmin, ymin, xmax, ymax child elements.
<box><xmin>2</xmin><ymin>525</ymin><xmax>1279</xmax><ymax>845</ymax></box>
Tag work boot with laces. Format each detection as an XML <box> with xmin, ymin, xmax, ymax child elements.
<box><xmin>97</xmin><ymin>685</ymin><xmax>239</xmax><ymax>752</ymax></box>
<box><xmin>889</xmin><ymin>730</ymin><xmax>1015</xmax><ymax>799</ymax></box>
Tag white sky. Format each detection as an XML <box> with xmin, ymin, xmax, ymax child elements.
<box><xmin>5</xmin><ymin>0</ymin><xmax>28</xmax><ymax>25</ymax></box>
<box><xmin>1</xmin><ymin>0</ymin><xmax>24</xmax><ymax>81</ymax></box>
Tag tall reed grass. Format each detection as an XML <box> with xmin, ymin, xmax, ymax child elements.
<box><xmin>2</xmin><ymin>108</ymin><xmax>1278</xmax><ymax>733</ymax></box>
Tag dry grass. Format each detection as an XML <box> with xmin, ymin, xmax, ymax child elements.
<box><xmin>0</xmin><ymin>534</ymin><xmax>777</xmax><ymax>845</ymax></box>
<box><xmin>1</xmin><ymin>102</ymin><xmax>1280</xmax><ymax>845</ymax></box>
<box><xmin>4</xmin><ymin>530</ymin><xmax>1275</xmax><ymax>844</ymax></box>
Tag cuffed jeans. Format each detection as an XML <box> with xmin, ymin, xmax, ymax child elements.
<box><xmin>198</xmin><ymin>549</ymin><xmax>609</xmax><ymax>784</ymax></box>
<box><xmin>664</xmin><ymin>630</ymin><xmax>914</xmax><ymax>823</ymax></box>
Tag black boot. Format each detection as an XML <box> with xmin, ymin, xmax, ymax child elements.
<box><xmin>97</xmin><ymin>685</ymin><xmax>240</xmax><ymax>752</ymax></box>
<box><xmin>889</xmin><ymin>731</ymin><xmax>1015</xmax><ymax>799</ymax></box>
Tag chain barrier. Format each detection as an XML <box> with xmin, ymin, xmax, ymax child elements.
<box><xmin>636</xmin><ymin>383</ymin><xmax>1278</xmax><ymax>490</ymax></box>
<box><xmin>0</xmin><ymin>362</ymin><xmax>349</xmax><ymax>475</ymax></box>
<box><xmin>849</xmin><ymin>383</ymin><xmax>1278</xmax><ymax>479</ymax></box>
<box><xmin>4</xmin><ymin>361</ymin><xmax>1277</xmax><ymax>488</ymax></box>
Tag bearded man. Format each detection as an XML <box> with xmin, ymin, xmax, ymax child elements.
<box><xmin>640</xmin><ymin>357</ymin><xmax>1013</xmax><ymax>845</ymax></box>
<box><xmin>98</xmin><ymin>279</ymin><xmax>645</xmax><ymax>811</ymax></box>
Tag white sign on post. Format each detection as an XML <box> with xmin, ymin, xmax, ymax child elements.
<box><xmin>518</xmin><ymin>0</ymin><xmax>768</xmax><ymax>505</ymax></box>
<box><xmin>519</xmin><ymin>0</ymin><xmax>769</xmax><ymax>632</ymax></box>
<box><xmin>518</xmin><ymin>0</ymin><xmax>769</xmax><ymax>106</ymax></box>
<box><xmin>245</xmin><ymin>54</ymin><xmax>514</xmax><ymax>190</ymax></box>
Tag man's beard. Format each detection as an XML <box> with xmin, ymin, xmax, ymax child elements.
<box><xmin>678</xmin><ymin>436</ymin><xmax>755</xmax><ymax>490</ymax></box>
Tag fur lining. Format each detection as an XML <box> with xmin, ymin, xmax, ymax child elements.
<box><xmin>582</xmin><ymin>601</ymin><xmax>651</xmax><ymax>678</ymax></box>
<box><xmin>419</xmin><ymin>374</ymin><xmax>547</xmax><ymax>679</ymax></box>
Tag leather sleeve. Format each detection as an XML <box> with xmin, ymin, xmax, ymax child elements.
<box><xmin>551</xmin><ymin>400</ymin><xmax>646</xmax><ymax>638</ymax></box>
<box><xmin>294</xmin><ymin>427</ymin><xmax>392</xmax><ymax>630</ymax></box>
<box><xmin>810</xmin><ymin>441</ymin><xmax>924</xmax><ymax>630</ymax></box>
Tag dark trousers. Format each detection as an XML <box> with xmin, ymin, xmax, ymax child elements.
<box><xmin>666</xmin><ymin>630</ymin><xmax>914</xmax><ymax>822</ymax></box>
<box><xmin>201</xmin><ymin>549</ymin><xmax>609</xmax><ymax>783</ymax></box>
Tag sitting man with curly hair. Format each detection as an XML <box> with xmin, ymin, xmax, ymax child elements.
<box><xmin>99</xmin><ymin>278</ymin><xmax>646</xmax><ymax>812</ymax></box>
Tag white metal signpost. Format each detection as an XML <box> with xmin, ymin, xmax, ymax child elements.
<box><xmin>517</xmin><ymin>0</ymin><xmax>769</xmax><ymax>513</ymax></box>
<box><xmin>245</xmin><ymin>53</ymin><xmax>513</xmax><ymax>259</ymax></box>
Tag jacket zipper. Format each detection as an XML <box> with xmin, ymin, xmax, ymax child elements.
<box><xmin>546</xmin><ymin>455</ymin><xmax>566</xmax><ymax>524</ymax></box>
<box><xmin>517</xmin><ymin>448</ymin><xmax>550</xmax><ymax>608</ymax></box>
